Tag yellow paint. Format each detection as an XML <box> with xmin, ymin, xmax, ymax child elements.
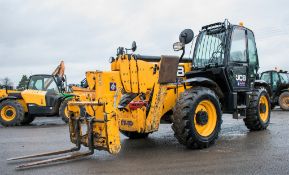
<box><xmin>0</xmin><ymin>89</ymin><xmax>20</xmax><ymax>99</ymax></box>
<box><xmin>194</xmin><ymin>100</ymin><xmax>217</xmax><ymax>137</ymax></box>
<box><xmin>21</xmin><ymin>90</ymin><xmax>47</xmax><ymax>106</ymax></box>
<box><xmin>67</xmin><ymin>54</ymin><xmax>192</xmax><ymax>154</ymax></box>
<box><xmin>259</xmin><ymin>95</ymin><xmax>269</xmax><ymax>122</ymax></box>
<box><xmin>0</xmin><ymin>105</ymin><xmax>16</xmax><ymax>121</ymax></box>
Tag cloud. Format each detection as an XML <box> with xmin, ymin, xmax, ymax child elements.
<box><xmin>0</xmin><ymin>0</ymin><xmax>289</xmax><ymax>86</ymax></box>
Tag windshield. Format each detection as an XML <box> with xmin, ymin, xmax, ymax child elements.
<box><xmin>193</xmin><ymin>29</ymin><xmax>226</xmax><ymax>69</ymax></box>
<box><xmin>279</xmin><ymin>73</ymin><xmax>289</xmax><ymax>83</ymax></box>
<box><xmin>28</xmin><ymin>75</ymin><xmax>60</xmax><ymax>93</ymax></box>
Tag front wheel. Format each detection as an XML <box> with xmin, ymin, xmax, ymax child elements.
<box><xmin>59</xmin><ymin>98</ymin><xmax>85</xmax><ymax>123</ymax></box>
<box><xmin>0</xmin><ymin>100</ymin><xmax>25</xmax><ymax>126</ymax></box>
<box><xmin>244</xmin><ymin>88</ymin><xmax>271</xmax><ymax>131</ymax></box>
<box><xmin>172</xmin><ymin>87</ymin><xmax>222</xmax><ymax>149</ymax></box>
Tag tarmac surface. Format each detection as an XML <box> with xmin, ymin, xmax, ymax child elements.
<box><xmin>0</xmin><ymin>109</ymin><xmax>289</xmax><ymax>175</ymax></box>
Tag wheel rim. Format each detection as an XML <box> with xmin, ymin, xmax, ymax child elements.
<box><xmin>1</xmin><ymin>105</ymin><xmax>17</xmax><ymax>122</ymax></box>
<box><xmin>64</xmin><ymin>106</ymin><xmax>80</xmax><ymax>120</ymax></box>
<box><xmin>259</xmin><ymin>95</ymin><xmax>269</xmax><ymax>122</ymax></box>
<box><xmin>281</xmin><ymin>96</ymin><xmax>289</xmax><ymax>106</ymax></box>
<box><xmin>194</xmin><ymin>100</ymin><xmax>217</xmax><ymax>137</ymax></box>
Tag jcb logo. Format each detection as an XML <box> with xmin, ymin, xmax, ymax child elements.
<box><xmin>177</xmin><ymin>66</ymin><xmax>185</xmax><ymax>77</ymax></box>
<box><xmin>236</xmin><ymin>75</ymin><xmax>246</xmax><ymax>82</ymax></box>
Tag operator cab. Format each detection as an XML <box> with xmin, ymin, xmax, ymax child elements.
<box><xmin>27</xmin><ymin>74</ymin><xmax>66</xmax><ymax>93</ymax></box>
<box><xmin>178</xmin><ymin>20</ymin><xmax>264</xmax><ymax>115</ymax></box>
<box><xmin>187</xmin><ymin>21</ymin><xmax>259</xmax><ymax>91</ymax></box>
<box><xmin>261</xmin><ymin>70</ymin><xmax>289</xmax><ymax>93</ymax></box>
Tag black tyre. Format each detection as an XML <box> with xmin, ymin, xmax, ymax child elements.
<box><xmin>21</xmin><ymin>114</ymin><xmax>35</xmax><ymax>125</ymax></box>
<box><xmin>244</xmin><ymin>88</ymin><xmax>271</xmax><ymax>131</ymax></box>
<box><xmin>278</xmin><ymin>91</ymin><xmax>289</xmax><ymax>111</ymax></box>
<box><xmin>0</xmin><ymin>100</ymin><xmax>25</xmax><ymax>126</ymax></box>
<box><xmin>120</xmin><ymin>130</ymin><xmax>149</xmax><ymax>139</ymax></box>
<box><xmin>59</xmin><ymin>98</ymin><xmax>72</xmax><ymax>123</ymax></box>
<box><xmin>59</xmin><ymin>98</ymin><xmax>85</xmax><ymax>123</ymax></box>
<box><xmin>172</xmin><ymin>87</ymin><xmax>222</xmax><ymax>149</ymax></box>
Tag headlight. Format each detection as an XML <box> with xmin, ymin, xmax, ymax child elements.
<box><xmin>173</xmin><ymin>42</ymin><xmax>184</xmax><ymax>51</ymax></box>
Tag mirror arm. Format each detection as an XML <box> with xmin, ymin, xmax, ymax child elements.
<box><xmin>179</xmin><ymin>48</ymin><xmax>185</xmax><ymax>63</ymax></box>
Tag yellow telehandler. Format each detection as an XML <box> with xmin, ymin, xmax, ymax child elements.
<box><xmin>9</xmin><ymin>20</ymin><xmax>271</xmax><ymax>168</ymax></box>
<box><xmin>0</xmin><ymin>61</ymin><xmax>90</xmax><ymax>126</ymax></box>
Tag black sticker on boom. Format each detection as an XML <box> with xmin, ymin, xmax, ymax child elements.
<box><xmin>110</xmin><ymin>82</ymin><xmax>117</xmax><ymax>91</ymax></box>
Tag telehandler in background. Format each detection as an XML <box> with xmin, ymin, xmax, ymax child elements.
<box><xmin>0</xmin><ymin>61</ymin><xmax>90</xmax><ymax>126</ymax></box>
<box><xmin>260</xmin><ymin>69</ymin><xmax>289</xmax><ymax>110</ymax></box>
<box><xmin>9</xmin><ymin>20</ymin><xmax>271</xmax><ymax>169</ymax></box>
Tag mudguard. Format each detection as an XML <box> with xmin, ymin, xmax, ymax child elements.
<box><xmin>0</xmin><ymin>96</ymin><xmax>18</xmax><ymax>103</ymax></box>
<box><xmin>184</xmin><ymin>77</ymin><xmax>224</xmax><ymax>98</ymax></box>
<box><xmin>254</xmin><ymin>80</ymin><xmax>272</xmax><ymax>97</ymax></box>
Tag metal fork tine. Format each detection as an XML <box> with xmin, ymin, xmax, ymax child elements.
<box><xmin>16</xmin><ymin>151</ymin><xmax>93</xmax><ymax>169</ymax></box>
<box><xmin>7</xmin><ymin>147</ymin><xmax>80</xmax><ymax>161</ymax></box>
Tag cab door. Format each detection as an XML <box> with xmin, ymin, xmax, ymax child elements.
<box><xmin>272</xmin><ymin>71</ymin><xmax>280</xmax><ymax>93</ymax></box>
<box><xmin>227</xmin><ymin>27</ymin><xmax>250</xmax><ymax>91</ymax></box>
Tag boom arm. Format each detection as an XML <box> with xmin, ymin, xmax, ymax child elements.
<box><xmin>44</xmin><ymin>61</ymin><xmax>65</xmax><ymax>90</ymax></box>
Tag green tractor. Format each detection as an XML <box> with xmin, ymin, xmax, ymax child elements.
<box><xmin>260</xmin><ymin>70</ymin><xmax>289</xmax><ymax>110</ymax></box>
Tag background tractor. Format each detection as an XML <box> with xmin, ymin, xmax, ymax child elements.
<box><xmin>9</xmin><ymin>20</ymin><xmax>271</xmax><ymax>169</ymax></box>
<box><xmin>260</xmin><ymin>70</ymin><xmax>289</xmax><ymax>110</ymax></box>
<box><xmin>0</xmin><ymin>61</ymin><xmax>88</xmax><ymax>126</ymax></box>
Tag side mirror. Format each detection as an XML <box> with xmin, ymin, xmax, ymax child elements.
<box><xmin>131</xmin><ymin>41</ymin><xmax>137</xmax><ymax>52</ymax></box>
<box><xmin>173</xmin><ymin>29</ymin><xmax>194</xmax><ymax>52</ymax></box>
<box><xmin>179</xmin><ymin>29</ymin><xmax>194</xmax><ymax>44</ymax></box>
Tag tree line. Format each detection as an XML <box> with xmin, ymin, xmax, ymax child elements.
<box><xmin>0</xmin><ymin>75</ymin><xmax>29</xmax><ymax>90</ymax></box>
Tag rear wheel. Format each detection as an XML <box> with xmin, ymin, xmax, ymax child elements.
<box><xmin>278</xmin><ymin>91</ymin><xmax>289</xmax><ymax>111</ymax></box>
<box><xmin>172</xmin><ymin>87</ymin><xmax>222</xmax><ymax>149</ymax></box>
<box><xmin>0</xmin><ymin>100</ymin><xmax>25</xmax><ymax>126</ymax></box>
<box><xmin>120</xmin><ymin>131</ymin><xmax>149</xmax><ymax>139</ymax></box>
<box><xmin>244</xmin><ymin>88</ymin><xmax>271</xmax><ymax>130</ymax></box>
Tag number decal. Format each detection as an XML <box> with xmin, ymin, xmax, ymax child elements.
<box><xmin>177</xmin><ymin>66</ymin><xmax>185</xmax><ymax>77</ymax></box>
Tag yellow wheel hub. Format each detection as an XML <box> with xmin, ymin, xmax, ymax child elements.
<box><xmin>194</xmin><ymin>100</ymin><xmax>217</xmax><ymax>137</ymax></box>
<box><xmin>1</xmin><ymin>105</ymin><xmax>17</xmax><ymax>122</ymax></box>
<box><xmin>259</xmin><ymin>95</ymin><xmax>269</xmax><ymax>122</ymax></box>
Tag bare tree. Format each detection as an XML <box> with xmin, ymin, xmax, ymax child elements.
<box><xmin>0</xmin><ymin>77</ymin><xmax>13</xmax><ymax>89</ymax></box>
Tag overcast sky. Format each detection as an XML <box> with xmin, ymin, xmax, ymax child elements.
<box><xmin>0</xmin><ymin>0</ymin><xmax>289</xmax><ymax>86</ymax></box>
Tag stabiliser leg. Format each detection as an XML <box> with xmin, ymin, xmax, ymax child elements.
<box><xmin>7</xmin><ymin>116</ymin><xmax>95</xmax><ymax>169</ymax></box>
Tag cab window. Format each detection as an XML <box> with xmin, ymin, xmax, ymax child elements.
<box><xmin>247</xmin><ymin>30</ymin><xmax>258</xmax><ymax>77</ymax></box>
<box><xmin>261</xmin><ymin>72</ymin><xmax>271</xmax><ymax>84</ymax></box>
<box><xmin>230</xmin><ymin>28</ymin><xmax>247</xmax><ymax>62</ymax></box>
<box><xmin>28</xmin><ymin>76</ymin><xmax>59</xmax><ymax>93</ymax></box>
<box><xmin>272</xmin><ymin>72</ymin><xmax>279</xmax><ymax>90</ymax></box>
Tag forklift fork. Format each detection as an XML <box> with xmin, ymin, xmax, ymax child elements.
<box><xmin>7</xmin><ymin>116</ymin><xmax>95</xmax><ymax>169</ymax></box>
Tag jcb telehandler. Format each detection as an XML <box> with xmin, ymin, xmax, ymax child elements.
<box><xmin>9</xmin><ymin>20</ymin><xmax>271</xmax><ymax>168</ymax></box>
<box><xmin>260</xmin><ymin>69</ymin><xmax>289</xmax><ymax>110</ymax></box>
<box><xmin>0</xmin><ymin>61</ymin><xmax>86</xmax><ymax>126</ymax></box>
